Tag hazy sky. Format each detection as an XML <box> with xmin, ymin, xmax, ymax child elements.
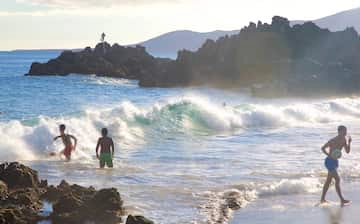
<box><xmin>1</xmin><ymin>0</ymin><xmax>359</xmax><ymax>50</ymax></box>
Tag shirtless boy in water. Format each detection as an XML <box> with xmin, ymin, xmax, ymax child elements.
<box><xmin>320</xmin><ymin>125</ymin><xmax>351</xmax><ymax>205</ymax></box>
<box><xmin>53</xmin><ymin>124</ymin><xmax>77</xmax><ymax>161</ymax></box>
<box><xmin>96</xmin><ymin>128</ymin><xmax>115</xmax><ymax>168</ymax></box>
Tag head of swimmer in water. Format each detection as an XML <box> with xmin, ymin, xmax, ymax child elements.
<box><xmin>101</xmin><ymin>128</ymin><xmax>108</xmax><ymax>137</ymax></box>
<box><xmin>338</xmin><ymin>125</ymin><xmax>347</xmax><ymax>137</ymax></box>
<box><xmin>59</xmin><ymin>124</ymin><xmax>66</xmax><ymax>134</ymax></box>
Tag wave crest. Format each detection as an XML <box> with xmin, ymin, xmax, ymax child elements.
<box><xmin>1</xmin><ymin>96</ymin><xmax>360</xmax><ymax>161</ymax></box>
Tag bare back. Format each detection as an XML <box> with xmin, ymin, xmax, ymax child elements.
<box><xmin>98</xmin><ymin>137</ymin><xmax>113</xmax><ymax>154</ymax></box>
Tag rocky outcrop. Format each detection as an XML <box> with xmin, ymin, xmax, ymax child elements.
<box><xmin>27</xmin><ymin>43</ymin><xmax>165</xmax><ymax>81</ymax></box>
<box><xmin>140</xmin><ymin>16</ymin><xmax>360</xmax><ymax>97</ymax></box>
<box><xmin>26</xmin><ymin>16</ymin><xmax>360</xmax><ymax>97</ymax></box>
<box><xmin>126</xmin><ymin>215</ymin><xmax>154</xmax><ymax>224</ymax></box>
<box><xmin>0</xmin><ymin>162</ymin><xmax>40</xmax><ymax>189</ymax></box>
<box><xmin>0</xmin><ymin>162</ymin><xmax>153</xmax><ymax>224</ymax></box>
<box><xmin>49</xmin><ymin>183</ymin><xmax>124</xmax><ymax>224</ymax></box>
<box><xmin>0</xmin><ymin>162</ymin><xmax>45</xmax><ymax>224</ymax></box>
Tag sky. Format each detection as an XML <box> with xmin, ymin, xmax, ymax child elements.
<box><xmin>0</xmin><ymin>0</ymin><xmax>360</xmax><ymax>50</ymax></box>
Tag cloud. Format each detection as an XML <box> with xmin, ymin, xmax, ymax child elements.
<box><xmin>23</xmin><ymin>0</ymin><xmax>185</xmax><ymax>8</ymax></box>
<box><xmin>2</xmin><ymin>0</ymin><xmax>188</xmax><ymax>16</ymax></box>
<box><xmin>0</xmin><ymin>7</ymin><xmax>140</xmax><ymax>16</ymax></box>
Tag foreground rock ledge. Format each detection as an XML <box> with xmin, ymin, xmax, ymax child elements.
<box><xmin>0</xmin><ymin>162</ymin><xmax>154</xmax><ymax>224</ymax></box>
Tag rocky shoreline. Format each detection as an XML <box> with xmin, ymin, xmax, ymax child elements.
<box><xmin>26</xmin><ymin>16</ymin><xmax>360</xmax><ymax>97</ymax></box>
<box><xmin>0</xmin><ymin>162</ymin><xmax>154</xmax><ymax>224</ymax></box>
<box><xmin>26</xmin><ymin>43</ymin><xmax>171</xmax><ymax>84</ymax></box>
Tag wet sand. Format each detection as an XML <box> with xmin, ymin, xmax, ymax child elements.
<box><xmin>230</xmin><ymin>182</ymin><xmax>360</xmax><ymax>224</ymax></box>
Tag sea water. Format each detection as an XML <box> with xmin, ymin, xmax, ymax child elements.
<box><xmin>1</xmin><ymin>50</ymin><xmax>360</xmax><ymax>224</ymax></box>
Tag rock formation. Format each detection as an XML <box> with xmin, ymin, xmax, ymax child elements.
<box><xmin>27</xmin><ymin>16</ymin><xmax>360</xmax><ymax>97</ymax></box>
<box><xmin>27</xmin><ymin>43</ymin><xmax>167</xmax><ymax>81</ymax></box>
<box><xmin>0</xmin><ymin>162</ymin><xmax>153</xmax><ymax>224</ymax></box>
<box><xmin>142</xmin><ymin>16</ymin><xmax>360</xmax><ymax>97</ymax></box>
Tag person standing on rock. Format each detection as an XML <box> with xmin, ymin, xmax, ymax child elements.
<box><xmin>53</xmin><ymin>124</ymin><xmax>77</xmax><ymax>161</ymax></box>
<box><xmin>96</xmin><ymin>128</ymin><xmax>115</xmax><ymax>168</ymax></box>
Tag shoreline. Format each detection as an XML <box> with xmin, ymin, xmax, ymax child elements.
<box><xmin>230</xmin><ymin>182</ymin><xmax>360</xmax><ymax>224</ymax></box>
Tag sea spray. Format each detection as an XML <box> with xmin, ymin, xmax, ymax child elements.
<box><xmin>2</xmin><ymin>96</ymin><xmax>360</xmax><ymax>161</ymax></box>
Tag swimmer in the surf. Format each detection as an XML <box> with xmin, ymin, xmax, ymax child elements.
<box><xmin>320</xmin><ymin>125</ymin><xmax>351</xmax><ymax>205</ymax></box>
<box><xmin>53</xmin><ymin>124</ymin><xmax>77</xmax><ymax>161</ymax></box>
<box><xmin>95</xmin><ymin>128</ymin><xmax>114</xmax><ymax>168</ymax></box>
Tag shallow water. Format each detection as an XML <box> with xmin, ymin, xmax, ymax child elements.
<box><xmin>1</xmin><ymin>50</ymin><xmax>360</xmax><ymax>223</ymax></box>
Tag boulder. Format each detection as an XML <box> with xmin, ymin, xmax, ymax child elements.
<box><xmin>0</xmin><ymin>181</ymin><xmax>7</xmax><ymax>199</ymax></box>
<box><xmin>42</xmin><ymin>180</ymin><xmax>96</xmax><ymax>202</ymax></box>
<box><xmin>126</xmin><ymin>215</ymin><xmax>154</xmax><ymax>224</ymax></box>
<box><xmin>0</xmin><ymin>162</ymin><xmax>44</xmax><ymax>224</ymax></box>
<box><xmin>49</xmin><ymin>183</ymin><xmax>123</xmax><ymax>224</ymax></box>
<box><xmin>87</xmin><ymin>188</ymin><xmax>123</xmax><ymax>211</ymax></box>
<box><xmin>0</xmin><ymin>162</ymin><xmax>40</xmax><ymax>189</ymax></box>
<box><xmin>0</xmin><ymin>208</ymin><xmax>27</xmax><ymax>224</ymax></box>
<box><xmin>8</xmin><ymin>188</ymin><xmax>42</xmax><ymax>210</ymax></box>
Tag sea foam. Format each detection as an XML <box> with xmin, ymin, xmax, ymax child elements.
<box><xmin>1</xmin><ymin>96</ymin><xmax>360</xmax><ymax>161</ymax></box>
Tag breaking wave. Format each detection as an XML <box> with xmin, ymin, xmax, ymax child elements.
<box><xmin>1</xmin><ymin>96</ymin><xmax>360</xmax><ymax>161</ymax></box>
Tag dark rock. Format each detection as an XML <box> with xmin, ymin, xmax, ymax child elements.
<box><xmin>0</xmin><ymin>205</ymin><xmax>44</xmax><ymax>224</ymax></box>
<box><xmin>126</xmin><ymin>215</ymin><xmax>154</xmax><ymax>224</ymax></box>
<box><xmin>49</xmin><ymin>182</ymin><xmax>123</xmax><ymax>224</ymax></box>
<box><xmin>25</xmin><ymin>16</ymin><xmax>360</xmax><ymax>97</ymax></box>
<box><xmin>87</xmin><ymin>188</ymin><xmax>123</xmax><ymax>211</ymax></box>
<box><xmin>0</xmin><ymin>208</ymin><xmax>27</xmax><ymax>224</ymax></box>
<box><xmin>0</xmin><ymin>162</ymin><xmax>40</xmax><ymax>189</ymax></box>
<box><xmin>42</xmin><ymin>180</ymin><xmax>96</xmax><ymax>202</ymax></box>
<box><xmin>138</xmin><ymin>15</ymin><xmax>360</xmax><ymax>97</ymax></box>
<box><xmin>53</xmin><ymin>193</ymin><xmax>83</xmax><ymax>214</ymax></box>
<box><xmin>0</xmin><ymin>181</ymin><xmax>7</xmax><ymax>199</ymax></box>
<box><xmin>26</xmin><ymin>42</ymin><xmax>162</xmax><ymax>81</ymax></box>
<box><xmin>41</xmin><ymin>185</ymin><xmax>60</xmax><ymax>202</ymax></box>
<box><xmin>39</xmin><ymin>179</ymin><xmax>47</xmax><ymax>188</ymax></box>
<box><xmin>0</xmin><ymin>162</ymin><xmax>44</xmax><ymax>224</ymax></box>
<box><xmin>8</xmin><ymin>188</ymin><xmax>42</xmax><ymax>209</ymax></box>
<box><xmin>0</xmin><ymin>162</ymin><xmax>153</xmax><ymax>224</ymax></box>
<box><xmin>0</xmin><ymin>188</ymin><xmax>42</xmax><ymax>224</ymax></box>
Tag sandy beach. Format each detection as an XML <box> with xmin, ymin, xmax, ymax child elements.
<box><xmin>231</xmin><ymin>182</ymin><xmax>360</xmax><ymax>224</ymax></box>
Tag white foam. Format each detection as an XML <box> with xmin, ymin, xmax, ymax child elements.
<box><xmin>0</xmin><ymin>120</ymin><xmax>36</xmax><ymax>161</ymax></box>
<box><xmin>257</xmin><ymin>178</ymin><xmax>322</xmax><ymax>197</ymax></box>
<box><xmin>0</xmin><ymin>104</ymin><xmax>145</xmax><ymax>161</ymax></box>
<box><xmin>85</xmin><ymin>76</ymin><xmax>137</xmax><ymax>87</ymax></box>
<box><xmin>195</xmin><ymin>188</ymin><xmax>257</xmax><ymax>224</ymax></box>
<box><xmin>195</xmin><ymin>177</ymin><xmax>323</xmax><ymax>224</ymax></box>
<box><xmin>2</xmin><ymin>96</ymin><xmax>360</xmax><ymax>162</ymax></box>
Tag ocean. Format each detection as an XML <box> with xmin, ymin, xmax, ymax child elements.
<box><xmin>1</xmin><ymin>50</ymin><xmax>360</xmax><ymax>224</ymax></box>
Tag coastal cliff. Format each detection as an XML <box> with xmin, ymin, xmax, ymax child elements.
<box><xmin>143</xmin><ymin>16</ymin><xmax>360</xmax><ymax>96</ymax></box>
<box><xmin>27</xmin><ymin>16</ymin><xmax>360</xmax><ymax>97</ymax></box>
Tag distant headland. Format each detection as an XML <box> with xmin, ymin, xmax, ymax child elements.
<box><xmin>27</xmin><ymin>16</ymin><xmax>360</xmax><ymax>97</ymax></box>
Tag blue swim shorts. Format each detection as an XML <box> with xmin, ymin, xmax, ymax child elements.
<box><xmin>325</xmin><ymin>157</ymin><xmax>339</xmax><ymax>172</ymax></box>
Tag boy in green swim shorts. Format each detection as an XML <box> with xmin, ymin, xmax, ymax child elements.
<box><xmin>96</xmin><ymin>128</ymin><xmax>115</xmax><ymax>168</ymax></box>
